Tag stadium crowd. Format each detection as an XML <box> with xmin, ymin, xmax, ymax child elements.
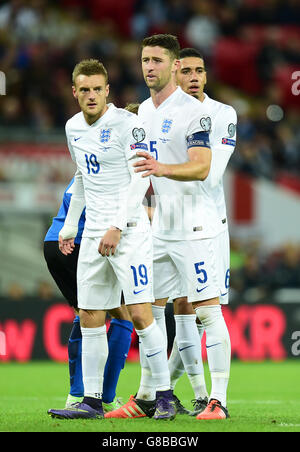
<box><xmin>0</xmin><ymin>0</ymin><xmax>300</xmax><ymax>301</ymax></box>
<box><xmin>1</xmin><ymin>0</ymin><xmax>300</xmax><ymax>181</ymax></box>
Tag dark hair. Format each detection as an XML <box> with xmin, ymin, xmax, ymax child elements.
<box><xmin>72</xmin><ymin>59</ymin><xmax>108</xmax><ymax>85</ymax></box>
<box><xmin>142</xmin><ymin>34</ymin><xmax>180</xmax><ymax>60</ymax></box>
<box><xmin>179</xmin><ymin>48</ymin><xmax>204</xmax><ymax>60</ymax></box>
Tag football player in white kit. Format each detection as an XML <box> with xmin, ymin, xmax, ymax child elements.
<box><xmin>48</xmin><ymin>59</ymin><xmax>176</xmax><ymax>421</ymax></box>
<box><xmin>166</xmin><ymin>47</ymin><xmax>237</xmax><ymax>418</ymax></box>
<box><xmin>133</xmin><ymin>35</ymin><xmax>235</xmax><ymax>421</ymax></box>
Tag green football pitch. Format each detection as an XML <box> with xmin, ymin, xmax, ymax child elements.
<box><xmin>0</xmin><ymin>360</ymin><xmax>299</xmax><ymax>433</ymax></box>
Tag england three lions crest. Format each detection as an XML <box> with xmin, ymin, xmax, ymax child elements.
<box><xmin>100</xmin><ymin>128</ymin><xmax>112</xmax><ymax>143</ymax></box>
<box><xmin>161</xmin><ymin>119</ymin><xmax>173</xmax><ymax>134</ymax></box>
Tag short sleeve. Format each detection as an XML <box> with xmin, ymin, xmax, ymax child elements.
<box><xmin>212</xmin><ymin>106</ymin><xmax>237</xmax><ymax>152</ymax></box>
<box><xmin>122</xmin><ymin>115</ymin><xmax>149</xmax><ymax>161</ymax></box>
<box><xmin>186</xmin><ymin>106</ymin><xmax>213</xmax><ymax>137</ymax></box>
<box><xmin>185</xmin><ymin>108</ymin><xmax>212</xmax><ymax>150</ymax></box>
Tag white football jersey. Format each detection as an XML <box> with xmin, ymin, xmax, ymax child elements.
<box><xmin>65</xmin><ymin>104</ymin><xmax>150</xmax><ymax>237</ymax></box>
<box><xmin>201</xmin><ymin>93</ymin><xmax>237</xmax><ymax>232</ymax></box>
<box><xmin>138</xmin><ymin>87</ymin><xmax>236</xmax><ymax>240</ymax></box>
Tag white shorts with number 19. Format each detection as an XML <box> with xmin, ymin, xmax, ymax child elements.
<box><xmin>77</xmin><ymin>230</ymin><xmax>154</xmax><ymax>310</ymax></box>
<box><xmin>153</xmin><ymin>230</ymin><xmax>230</xmax><ymax>305</ymax></box>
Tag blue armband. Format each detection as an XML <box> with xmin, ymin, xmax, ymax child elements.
<box><xmin>186</xmin><ymin>131</ymin><xmax>210</xmax><ymax>149</ymax></box>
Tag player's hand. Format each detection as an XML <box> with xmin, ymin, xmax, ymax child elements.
<box><xmin>59</xmin><ymin>236</ymin><xmax>75</xmax><ymax>255</ymax></box>
<box><xmin>98</xmin><ymin>227</ymin><xmax>121</xmax><ymax>257</ymax></box>
<box><xmin>133</xmin><ymin>151</ymin><xmax>165</xmax><ymax>177</ymax></box>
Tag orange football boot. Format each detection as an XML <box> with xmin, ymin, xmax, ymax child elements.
<box><xmin>196</xmin><ymin>399</ymin><xmax>229</xmax><ymax>420</ymax></box>
<box><xmin>104</xmin><ymin>395</ymin><xmax>155</xmax><ymax>419</ymax></box>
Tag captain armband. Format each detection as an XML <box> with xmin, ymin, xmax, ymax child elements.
<box><xmin>186</xmin><ymin>131</ymin><xmax>210</xmax><ymax>149</ymax></box>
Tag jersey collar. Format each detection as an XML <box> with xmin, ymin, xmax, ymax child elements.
<box><xmin>82</xmin><ymin>103</ymin><xmax>115</xmax><ymax>128</ymax></box>
<box><xmin>151</xmin><ymin>86</ymin><xmax>181</xmax><ymax>111</ymax></box>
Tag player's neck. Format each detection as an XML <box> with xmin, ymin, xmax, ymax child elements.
<box><xmin>83</xmin><ymin>104</ymin><xmax>109</xmax><ymax>125</ymax></box>
<box><xmin>198</xmin><ymin>91</ymin><xmax>205</xmax><ymax>102</ymax></box>
<box><xmin>150</xmin><ymin>82</ymin><xmax>178</xmax><ymax>108</ymax></box>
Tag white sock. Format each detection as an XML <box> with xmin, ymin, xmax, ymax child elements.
<box><xmin>136</xmin><ymin>341</ymin><xmax>156</xmax><ymax>401</ymax></box>
<box><xmin>81</xmin><ymin>325</ymin><xmax>108</xmax><ymax>399</ymax></box>
<box><xmin>136</xmin><ymin>320</ymin><xmax>170</xmax><ymax>392</ymax></box>
<box><xmin>194</xmin><ymin>305</ymin><xmax>231</xmax><ymax>407</ymax></box>
<box><xmin>168</xmin><ymin>337</ymin><xmax>185</xmax><ymax>390</ymax></box>
<box><xmin>136</xmin><ymin>307</ymin><xmax>168</xmax><ymax>400</ymax></box>
<box><xmin>151</xmin><ymin>304</ymin><xmax>167</xmax><ymax>347</ymax></box>
<box><xmin>174</xmin><ymin>314</ymin><xmax>208</xmax><ymax>400</ymax></box>
<box><xmin>196</xmin><ymin>321</ymin><xmax>205</xmax><ymax>342</ymax></box>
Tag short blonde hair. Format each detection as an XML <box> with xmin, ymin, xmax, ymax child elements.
<box><xmin>125</xmin><ymin>103</ymin><xmax>140</xmax><ymax>114</ymax></box>
<box><xmin>72</xmin><ymin>59</ymin><xmax>108</xmax><ymax>85</ymax></box>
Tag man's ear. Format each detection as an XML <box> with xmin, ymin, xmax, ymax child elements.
<box><xmin>72</xmin><ymin>85</ymin><xmax>77</xmax><ymax>99</ymax></box>
<box><xmin>172</xmin><ymin>59</ymin><xmax>180</xmax><ymax>74</ymax></box>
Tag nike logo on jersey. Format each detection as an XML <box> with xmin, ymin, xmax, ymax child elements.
<box><xmin>74</xmin><ymin>136</ymin><xmax>82</xmax><ymax>141</ymax></box>
<box><xmin>196</xmin><ymin>286</ymin><xmax>208</xmax><ymax>293</ymax></box>
<box><xmin>133</xmin><ymin>288</ymin><xmax>146</xmax><ymax>295</ymax></box>
<box><xmin>221</xmin><ymin>292</ymin><xmax>228</xmax><ymax>297</ymax></box>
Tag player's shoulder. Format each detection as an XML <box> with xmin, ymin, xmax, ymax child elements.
<box><xmin>111</xmin><ymin>105</ymin><xmax>141</xmax><ymax>123</ymax></box>
<box><xmin>205</xmin><ymin>94</ymin><xmax>237</xmax><ymax>119</ymax></box>
<box><xmin>178</xmin><ymin>89</ymin><xmax>208</xmax><ymax>116</ymax></box>
<box><xmin>175</xmin><ymin>87</ymin><xmax>197</xmax><ymax>106</ymax></box>
<box><xmin>65</xmin><ymin>111</ymin><xmax>84</xmax><ymax>132</ymax></box>
<box><xmin>138</xmin><ymin>97</ymin><xmax>153</xmax><ymax>114</ymax></box>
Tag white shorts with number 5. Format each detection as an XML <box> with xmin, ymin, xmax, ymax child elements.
<box><xmin>153</xmin><ymin>230</ymin><xmax>230</xmax><ymax>305</ymax></box>
<box><xmin>77</xmin><ymin>230</ymin><xmax>154</xmax><ymax>310</ymax></box>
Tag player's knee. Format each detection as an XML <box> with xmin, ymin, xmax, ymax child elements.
<box><xmin>173</xmin><ymin>297</ymin><xmax>194</xmax><ymax>315</ymax></box>
<box><xmin>128</xmin><ymin>310</ymin><xmax>151</xmax><ymax>331</ymax></box>
<box><xmin>108</xmin><ymin>305</ymin><xmax>132</xmax><ymax>321</ymax></box>
<box><xmin>153</xmin><ymin>297</ymin><xmax>168</xmax><ymax>307</ymax></box>
<box><xmin>79</xmin><ymin>309</ymin><xmax>105</xmax><ymax>328</ymax></box>
<box><xmin>130</xmin><ymin>313</ymin><xmax>145</xmax><ymax>330</ymax></box>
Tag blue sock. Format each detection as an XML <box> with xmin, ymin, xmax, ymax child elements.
<box><xmin>102</xmin><ymin>318</ymin><xmax>133</xmax><ymax>404</ymax></box>
<box><xmin>68</xmin><ymin>315</ymin><xmax>84</xmax><ymax>397</ymax></box>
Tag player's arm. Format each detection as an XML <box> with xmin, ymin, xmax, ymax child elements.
<box><xmin>99</xmin><ymin>122</ymin><xmax>150</xmax><ymax>256</ymax></box>
<box><xmin>59</xmin><ymin>126</ymin><xmax>86</xmax><ymax>255</ymax></box>
<box><xmin>59</xmin><ymin>169</ymin><xmax>85</xmax><ymax>255</ymax></box>
<box><xmin>99</xmin><ymin>159</ymin><xmax>150</xmax><ymax>256</ymax></box>
<box><xmin>206</xmin><ymin>107</ymin><xmax>237</xmax><ymax>188</ymax></box>
<box><xmin>134</xmin><ymin>131</ymin><xmax>211</xmax><ymax>181</ymax></box>
<box><xmin>114</xmin><ymin>154</ymin><xmax>150</xmax><ymax>229</ymax></box>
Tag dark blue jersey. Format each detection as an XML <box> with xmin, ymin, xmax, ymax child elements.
<box><xmin>44</xmin><ymin>178</ymin><xmax>85</xmax><ymax>244</ymax></box>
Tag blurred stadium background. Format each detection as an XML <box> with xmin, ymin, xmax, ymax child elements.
<box><xmin>0</xmin><ymin>0</ymin><xmax>300</xmax><ymax>363</ymax></box>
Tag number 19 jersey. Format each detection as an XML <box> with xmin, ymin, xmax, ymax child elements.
<box><xmin>65</xmin><ymin>104</ymin><xmax>150</xmax><ymax>238</ymax></box>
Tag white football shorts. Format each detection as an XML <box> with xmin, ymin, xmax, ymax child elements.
<box><xmin>77</xmin><ymin>230</ymin><xmax>154</xmax><ymax>310</ymax></box>
<box><xmin>154</xmin><ymin>229</ymin><xmax>230</xmax><ymax>305</ymax></box>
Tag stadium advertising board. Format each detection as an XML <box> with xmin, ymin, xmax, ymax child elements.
<box><xmin>0</xmin><ymin>301</ymin><xmax>299</xmax><ymax>362</ymax></box>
